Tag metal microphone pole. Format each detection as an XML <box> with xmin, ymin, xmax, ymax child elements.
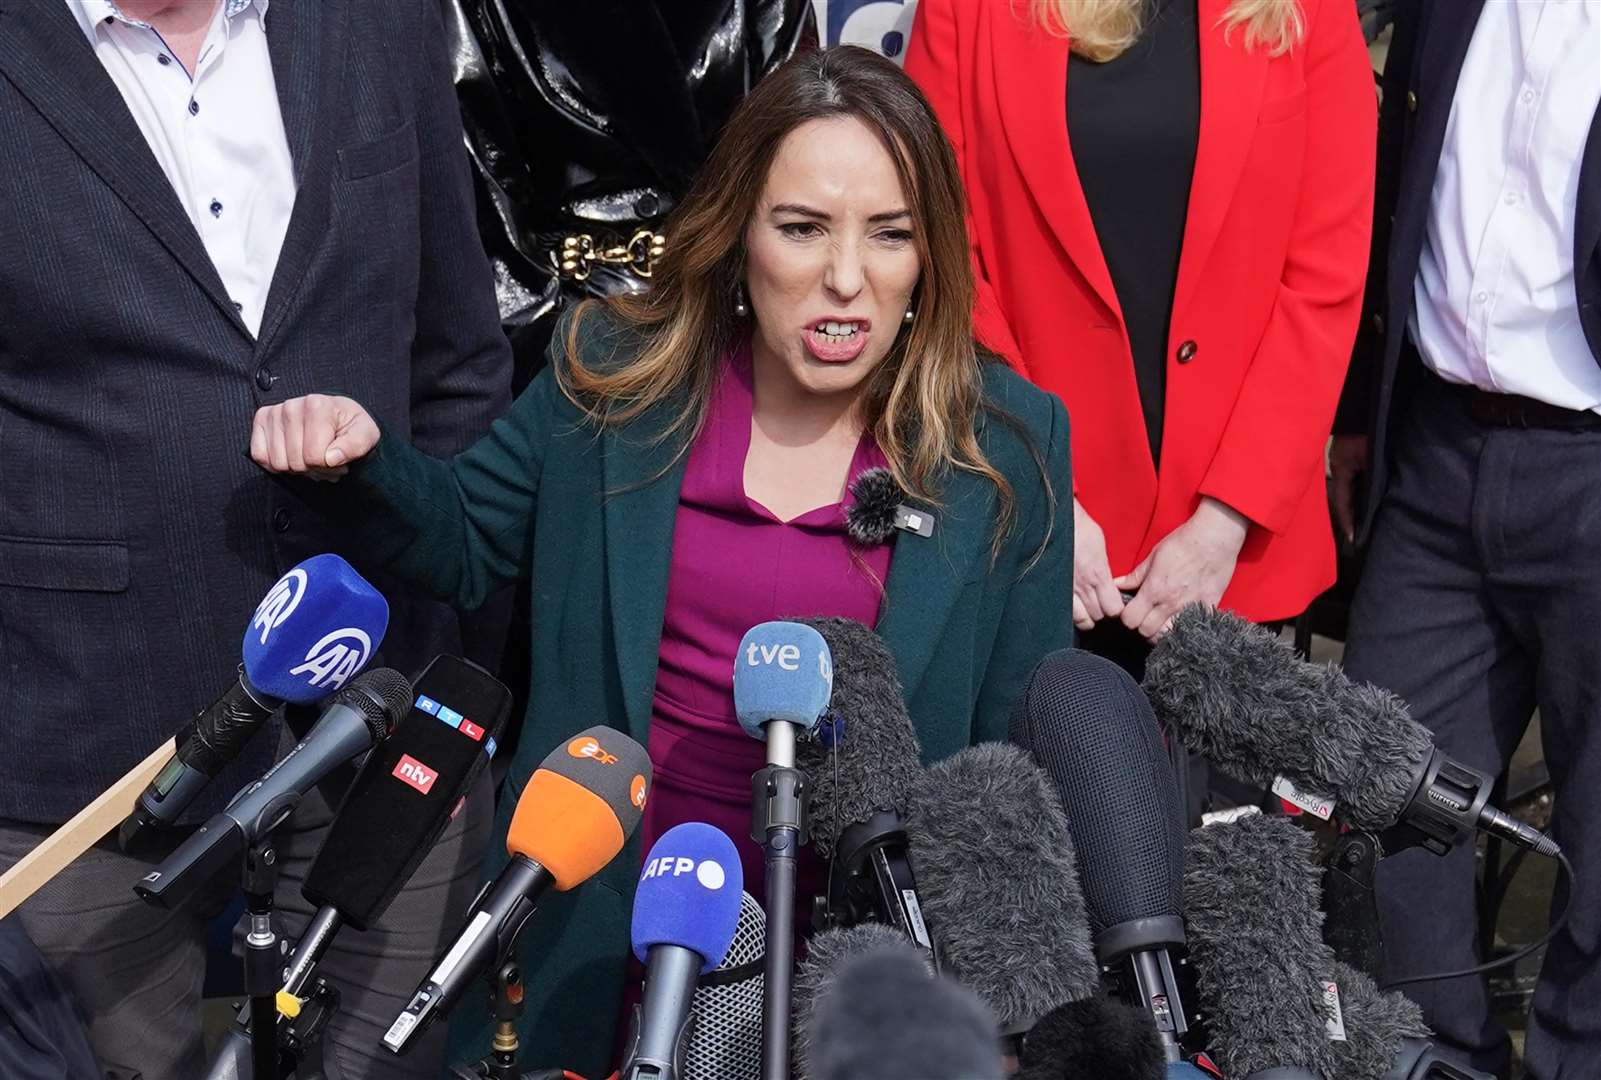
<box><xmin>752</xmin><ymin>720</ymin><xmax>807</xmax><ymax>1080</ymax></box>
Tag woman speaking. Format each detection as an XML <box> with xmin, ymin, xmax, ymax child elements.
<box><xmin>250</xmin><ymin>47</ymin><xmax>1069</xmax><ymax>1075</ymax></box>
<box><xmin>906</xmin><ymin>0</ymin><xmax>1375</xmax><ymax>666</ymax></box>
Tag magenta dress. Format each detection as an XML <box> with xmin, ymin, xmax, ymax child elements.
<box><xmin>643</xmin><ymin>339</ymin><xmax>895</xmax><ymax>902</ymax></box>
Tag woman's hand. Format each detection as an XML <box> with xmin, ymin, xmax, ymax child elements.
<box><xmin>1114</xmin><ymin>497</ymin><xmax>1249</xmax><ymax>642</ymax></box>
<box><xmin>1072</xmin><ymin>498</ymin><xmax>1125</xmax><ymax>632</ymax></box>
<box><xmin>250</xmin><ymin>395</ymin><xmax>380</xmax><ymax>480</ymax></box>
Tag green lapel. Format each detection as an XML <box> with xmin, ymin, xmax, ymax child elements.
<box><xmin>876</xmin><ymin>463</ymin><xmax>997</xmax><ymax>702</ymax></box>
<box><xmin>601</xmin><ymin>405</ymin><xmax>688</xmax><ymax>745</ymax></box>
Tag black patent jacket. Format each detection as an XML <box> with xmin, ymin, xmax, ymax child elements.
<box><xmin>443</xmin><ymin>0</ymin><xmax>816</xmax><ymax>333</ymax></box>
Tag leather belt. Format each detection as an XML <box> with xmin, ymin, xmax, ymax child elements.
<box><xmin>1428</xmin><ymin>373</ymin><xmax>1601</xmax><ymax>431</ymax></box>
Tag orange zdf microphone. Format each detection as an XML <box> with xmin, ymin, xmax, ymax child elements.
<box><xmin>382</xmin><ymin>725</ymin><xmax>651</xmax><ymax>1055</ymax></box>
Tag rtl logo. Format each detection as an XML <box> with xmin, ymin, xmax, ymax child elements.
<box><xmin>567</xmin><ymin>736</ymin><xmax>619</xmax><ymax>765</ymax></box>
<box><xmin>392</xmin><ymin>754</ymin><xmax>438</xmax><ymax>795</ymax></box>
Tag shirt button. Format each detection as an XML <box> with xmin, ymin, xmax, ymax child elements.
<box><xmin>1176</xmin><ymin>340</ymin><xmax>1198</xmax><ymax>364</ymax></box>
<box><xmin>157</xmin><ymin>54</ymin><xmax>171</xmax><ymax>66</ymax></box>
<box><xmin>210</xmin><ymin>199</ymin><xmax>223</xmax><ymax>217</ymax></box>
<box><xmin>1522</xmin><ymin>88</ymin><xmax>1537</xmax><ymax>104</ymax></box>
<box><xmin>1504</xmin><ymin>192</ymin><xmax>1519</xmax><ymax>206</ymax></box>
<box><xmin>188</xmin><ymin>99</ymin><xmax>199</xmax><ymax>116</ymax></box>
<box><xmin>272</xmin><ymin>508</ymin><xmax>292</xmax><ymax>534</ymax></box>
<box><xmin>1371</xmin><ymin>313</ymin><xmax>1385</xmax><ymax>335</ymax></box>
<box><xmin>1475</xmin><ymin>291</ymin><xmax>1488</xmax><ymax>304</ymax></box>
<box><xmin>255</xmin><ymin>367</ymin><xmax>274</xmax><ymax>391</ymax></box>
<box><xmin>1406</xmin><ymin>90</ymin><xmax>1418</xmax><ymax>113</ymax></box>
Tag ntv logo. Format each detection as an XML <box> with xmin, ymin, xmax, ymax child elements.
<box><xmin>251</xmin><ymin>568</ymin><xmax>308</xmax><ymax>645</ymax></box>
<box><xmin>290</xmin><ymin>627</ymin><xmax>372</xmax><ymax>689</ymax></box>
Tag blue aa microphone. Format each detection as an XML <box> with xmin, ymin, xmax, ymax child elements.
<box><xmin>622</xmin><ymin>823</ymin><xmax>745</xmax><ymax>1080</ymax></box>
<box><xmin>122</xmin><ymin>554</ymin><xmax>390</xmax><ymax>846</ymax></box>
<box><xmin>732</xmin><ymin>621</ymin><xmax>832</xmax><ymax>1080</ymax></box>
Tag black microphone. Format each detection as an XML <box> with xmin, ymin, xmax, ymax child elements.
<box><xmin>133</xmin><ymin>669</ymin><xmax>412</xmax><ymax>909</ymax></box>
<box><xmin>1145</xmin><ymin>606</ymin><xmax>1559</xmax><ymax>858</ymax></box>
<box><xmin>1184</xmin><ymin>812</ymin><xmax>1348</xmax><ymax>1079</ymax></box>
<box><xmin>902</xmin><ymin>742</ymin><xmax>1099</xmax><ymax>1033</ymax></box>
<box><xmin>1013</xmin><ymin>996</ymin><xmax>1166</xmax><ymax>1080</ymax></box>
<box><xmin>1010</xmin><ymin>649</ymin><xmax>1194</xmax><ymax>1061</ymax></box>
<box><xmin>795</xmin><ymin>617</ymin><xmax>936</xmax><ymax>963</ymax></box>
<box><xmin>683</xmin><ymin>890</ymin><xmax>766</xmax><ymax>1080</ymax></box>
<box><xmin>383</xmin><ymin>726</ymin><xmax>651</xmax><ymax>1055</ymax></box>
<box><xmin>795</xmin><ymin>921</ymin><xmax>911</xmax><ymax>1078</ymax></box>
<box><xmin>803</xmin><ymin>938</ymin><xmax>1003</xmax><ymax>1080</ymax></box>
<box><xmin>279</xmin><ymin>656</ymin><xmax>511</xmax><ymax>1002</ymax></box>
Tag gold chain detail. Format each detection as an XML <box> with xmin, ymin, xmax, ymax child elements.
<box><xmin>550</xmin><ymin>229</ymin><xmax>667</xmax><ymax>283</ymax></box>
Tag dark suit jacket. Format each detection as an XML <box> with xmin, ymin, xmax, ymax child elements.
<box><xmin>308</xmin><ymin>308</ymin><xmax>1073</xmax><ymax>1073</ymax></box>
<box><xmin>1337</xmin><ymin>0</ymin><xmax>1601</xmax><ymax>539</ymax></box>
<box><xmin>0</xmin><ymin>0</ymin><xmax>511</xmax><ymax>822</ymax></box>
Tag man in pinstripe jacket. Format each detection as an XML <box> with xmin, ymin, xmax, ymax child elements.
<box><xmin>0</xmin><ymin>1</ymin><xmax>510</xmax><ymax>1076</ymax></box>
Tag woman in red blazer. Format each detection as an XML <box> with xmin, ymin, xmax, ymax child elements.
<box><xmin>906</xmin><ymin>0</ymin><xmax>1375</xmax><ymax>649</ymax></box>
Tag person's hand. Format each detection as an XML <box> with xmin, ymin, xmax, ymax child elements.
<box><xmin>1072</xmin><ymin>498</ymin><xmax>1125</xmax><ymax>632</ymax></box>
<box><xmin>1114</xmin><ymin>497</ymin><xmax>1249</xmax><ymax>642</ymax></box>
<box><xmin>1329</xmin><ymin>434</ymin><xmax>1370</xmax><ymax>546</ymax></box>
<box><xmin>250</xmin><ymin>395</ymin><xmax>379</xmax><ymax>481</ymax></box>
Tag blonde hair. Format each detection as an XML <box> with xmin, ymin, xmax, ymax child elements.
<box><xmin>557</xmin><ymin>47</ymin><xmax>1027</xmax><ymax>549</ymax></box>
<box><xmin>1031</xmin><ymin>0</ymin><xmax>1305</xmax><ymax>62</ymax></box>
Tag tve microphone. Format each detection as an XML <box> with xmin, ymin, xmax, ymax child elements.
<box><xmin>1011</xmin><ymin>649</ymin><xmax>1193</xmax><ymax>1061</ymax></box>
<box><xmin>795</xmin><ymin>618</ymin><xmax>936</xmax><ymax>964</ymax></box>
<box><xmin>902</xmin><ymin>743</ymin><xmax>1099</xmax><ymax>1033</ymax></box>
<box><xmin>622</xmin><ymin>823</ymin><xmax>744</xmax><ymax>1080</ymax></box>
<box><xmin>805</xmin><ymin>941</ymin><xmax>1003</xmax><ymax>1080</ymax></box>
<box><xmin>1183</xmin><ymin>813</ymin><xmax>1343</xmax><ymax>1079</ymax></box>
<box><xmin>733</xmin><ymin>620</ymin><xmax>832</xmax><ymax>1080</ymax></box>
<box><xmin>1145</xmin><ymin>607</ymin><xmax>1559</xmax><ymax>858</ymax></box>
<box><xmin>121</xmin><ymin>554</ymin><xmax>390</xmax><ymax>846</ymax></box>
<box><xmin>383</xmin><ymin>725</ymin><xmax>651</xmax><ymax>1055</ymax></box>
<box><xmin>684</xmin><ymin>890</ymin><xmax>766</xmax><ymax>1080</ymax></box>
<box><xmin>282</xmin><ymin>656</ymin><xmax>512</xmax><ymax>998</ymax></box>
<box><xmin>134</xmin><ymin>669</ymin><xmax>411</xmax><ymax>909</ymax></box>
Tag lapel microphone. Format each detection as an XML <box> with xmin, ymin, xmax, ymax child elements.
<box><xmin>846</xmin><ymin>468</ymin><xmax>935</xmax><ymax>544</ymax></box>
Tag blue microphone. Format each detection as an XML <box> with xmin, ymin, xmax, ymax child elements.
<box><xmin>732</xmin><ymin>621</ymin><xmax>833</xmax><ymax>1080</ymax></box>
<box><xmin>623</xmin><ymin>823</ymin><xmax>745</xmax><ymax>1080</ymax></box>
<box><xmin>122</xmin><ymin>554</ymin><xmax>390</xmax><ymax>847</ymax></box>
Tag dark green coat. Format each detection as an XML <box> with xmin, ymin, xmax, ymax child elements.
<box><xmin>321</xmin><ymin>313</ymin><xmax>1072</xmax><ymax>1074</ymax></box>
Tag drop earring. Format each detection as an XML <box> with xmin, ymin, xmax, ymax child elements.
<box><xmin>734</xmin><ymin>288</ymin><xmax>749</xmax><ymax>318</ymax></box>
<box><xmin>903</xmin><ymin>305</ymin><xmax>915</xmax><ymax>325</ymax></box>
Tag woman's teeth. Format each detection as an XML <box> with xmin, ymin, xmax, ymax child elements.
<box><xmin>817</xmin><ymin>321</ymin><xmax>861</xmax><ymax>340</ymax></box>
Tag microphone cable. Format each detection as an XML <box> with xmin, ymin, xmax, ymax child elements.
<box><xmin>1383</xmin><ymin>843</ymin><xmax>1573</xmax><ymax>989</ymax></box>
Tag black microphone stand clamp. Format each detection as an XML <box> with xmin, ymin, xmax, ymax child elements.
<box><xmin>448</xmin><ymin>961</ymin><xmax>561</xmax><ymax>1080</ymax></box>
<box><xmin>242</xmin><ymin>837</ymin><xmax>287</xmax><ymax>1080</ymax></box>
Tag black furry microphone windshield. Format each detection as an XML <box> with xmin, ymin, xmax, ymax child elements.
<box><xmin>1014</xmin><ymin>997</ymin><xmax>1165</xmax><ymax>1080</ymax></box>
<box><xmin>805</xmin><ymin>940</ymin><xmax>1003</xmax><ymax>1080</ymax></box>
<box><xmin>903</xmin><ymin>743</ymin><xmax>1099</xmax><ymax>1031</ymax></box>
<box><xmin>1183</xmin><ymin>813</ymin><xmax>1341</xmax><ymax>1079</ymax></box>
<box><xmin>845</xmin><ymin>468</ymin><xmax>903</xmax><ymax>546</ymax></box>
<box><xmin>793</xmin><ymin>617</ymin><xmax>923</xmax><ymax>859</ymax></box>
<box><xmin>1145</xmin><ymin>607</ymin><xmax>1558</xmax><ymax>858</ymax></box>
<box><xmin>1326</xmin><ymin>959</ymin><xmax>1430</xmax><ymax>1080</ymax></box>
<box><xmin>794</xmin><ymin>923</ymin><xmax>911</xmax><ymax>1079</ymax></box>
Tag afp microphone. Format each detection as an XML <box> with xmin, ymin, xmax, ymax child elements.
<box><xmin>795</xmin><ymin>618</ymin><xmax>935</xmax><ymax>962</ymax></box>
<box><xmin>122</xmin><ymin>553</ymin><xmax>390</xmax><ymax>847</ymax></box>
<box><xmin>133</xmin><ymin>668</ymin><xmax>412</xmax><ymax>909</ymax></box>
<box><xmin>1145</xmin><ymin>606</ymin><xmax>1559</xmax><ymax>859</ymax></box>
<box><xmin>383</xmin><ymin>725</ymin><xmax>651</xmax><ymax>1055</ymax></box>
<box><xmin>621</xmin><ymin>823</ymin><xmax>744</xmax><ymax>1080</ymax></box>
<box><xmin>1011</xmin><ymin>649</ymin><xmax>1193</xmax><ymax>1061</ymax></box>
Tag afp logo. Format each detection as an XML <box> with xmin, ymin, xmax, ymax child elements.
<box><xmin>289</xmin><ymin>628</ymin><xmax>372</xmax><ymax>689</ymax></box>
<box><xmin>641</xmin><ymin>854</ymin><xmax>727</xmax><ymax>891</ymax></box>
<box><xmin>251</xmin><ymin>568</ymin><xmax>307</xmax><ymax>645</ymax></box>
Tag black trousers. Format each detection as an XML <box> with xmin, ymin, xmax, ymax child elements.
<box><xmin>1343</xmin><ymin>377</ymin><xmax>1601</xmax><ymax>1080</ymax></box>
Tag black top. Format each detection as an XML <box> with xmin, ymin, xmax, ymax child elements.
<box><xmin>1066</xmin><ymin>0</ymin><xmax>1200</xmax><ymax>466</ymax></box>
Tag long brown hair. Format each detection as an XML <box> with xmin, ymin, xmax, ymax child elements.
<box><xmin>555</xmin><ymin>46</ymin><xmax>1022</xmax><ymax>545</ymax></box>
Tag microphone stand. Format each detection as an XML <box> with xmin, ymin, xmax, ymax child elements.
<box><xmin>242</xmin><ymin>837</ymin><xmax>284</xmax><ymax>1080</ymax></box>
<box><xmin>751</xmin><ymin>721</ymin><xmax>808</xmax><ymax>1080</ymax></box>
<box><xmin>448</xmin><ymin>961</ymin><xmax>543</xmax><ymax>1080</ymax></box>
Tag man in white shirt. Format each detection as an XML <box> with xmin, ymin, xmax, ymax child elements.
<box><xmin>1332</xmin><ymin>1</ymin><xmax>1601</xmax><ymax>1075</ymax></box>
<box><xmin>0</xmin><ymin>1</ymin><xmax>511</xmax><ymax>1077</ymax></box>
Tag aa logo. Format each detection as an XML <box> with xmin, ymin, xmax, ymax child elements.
<box><xmin>289</xmin><ymin>628</ymin><xmax>371</xmax><ymax>689</ymax></box>
<box><xmin>251</xmin><ymin>568</ymin><xmax>307</xmax><ymax>645</ymax></box>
